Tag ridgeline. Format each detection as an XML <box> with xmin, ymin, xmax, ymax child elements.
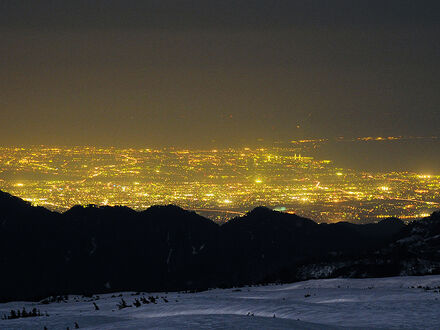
<box><xmin>1</xmin><ymin>190</ymin><xmax>439</xmax><ymax>302</ymax></box>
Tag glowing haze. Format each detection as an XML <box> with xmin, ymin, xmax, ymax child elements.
<box><xmin>0</xmin><ymin>1</ymin><xmax>439</xmax><ymax>170</ymax></box>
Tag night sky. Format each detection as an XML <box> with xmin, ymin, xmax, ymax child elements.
<box><xmin>1</xmin><ymin>1</ymin><xmax>439</xmax><ymax>149</ymax></box>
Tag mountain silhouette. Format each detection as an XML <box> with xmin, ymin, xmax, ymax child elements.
<box><xmin>0</xmin><ymin>190</ymin><xmax>437</xmax><ymax>302</ymax></box>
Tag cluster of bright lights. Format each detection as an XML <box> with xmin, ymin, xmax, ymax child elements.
<box><xmin>0</xmin><ymin>146</ymin><xmax>438</xmax><ymax>223</ymax></box>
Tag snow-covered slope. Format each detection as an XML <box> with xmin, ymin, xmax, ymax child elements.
<box><xmin>1</xmin><ymin>275</ymin><xmax>440</xmax><ymax>329</ymax></box>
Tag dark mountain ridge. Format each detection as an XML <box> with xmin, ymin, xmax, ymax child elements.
<box><xmin>0</xmin><ymin>190</ymin><xmax>437</xmax><ymax>302</ymax></box>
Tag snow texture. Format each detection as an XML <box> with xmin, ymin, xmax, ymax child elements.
<box><xmin>1</xmin><ymin>275</ymin><xmax>440</xmax><ymax>329</ymax></box>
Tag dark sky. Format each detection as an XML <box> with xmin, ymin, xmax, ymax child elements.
<box><xmin>1</xmin><ymin>1</ymin><xmax>439</xmax><ymax>148</ymax></box>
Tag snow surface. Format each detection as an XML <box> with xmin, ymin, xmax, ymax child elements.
<box><xmin>1</xmin><ymin>275</ymin><xmax>440</xmax><ymax>329</ymax></box>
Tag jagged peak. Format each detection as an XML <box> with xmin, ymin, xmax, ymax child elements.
<box><xmin>146</xmin><ymin>204</ymin><xmax>188</xmax><ymax>213</ymax></box>
<box><xmin>377</xmin><ymin>217</ymin><xmax>405</xmax><ymax>226</ymax></box>
<box><xmin>0</xmin><ymin>189</ymin><xmax>32</xmax><ymax>208</ymax></box>
<box><xmin>246</xmin><ymin>206</ymin><xmax>276</xmax><ymax>217</ymax></box>
<box><xmin>224</xmin><ymin>206</ymin><xmax>318</xmax><ymax>229</ymax></box>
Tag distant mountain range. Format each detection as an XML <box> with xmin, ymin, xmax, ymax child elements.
<box><xmin>1</xmin><ymin>190</ymin><xmax>439</xmax><ymax>303</ymax></box>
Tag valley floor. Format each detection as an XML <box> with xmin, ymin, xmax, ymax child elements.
<box><xmin>1</xmin><ymin>275</ymin><xmax>440</xmax><ymax>329</ymax></box>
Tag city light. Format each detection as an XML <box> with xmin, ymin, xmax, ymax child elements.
<box><xmin>0</xmin><ymin>146</ymin><xmax>438</xmax><ymax>223</ymax></box>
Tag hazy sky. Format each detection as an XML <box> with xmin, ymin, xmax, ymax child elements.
<box><xmin>1</xmin><ymin>1</ymin><xmax>439</xmax><ymax>147</ymax></box>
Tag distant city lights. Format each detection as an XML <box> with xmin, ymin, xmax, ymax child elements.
<box><xmin>0</xmin><ymin>146</ymin><xmax>438</xmax><ymax>224</ymax></box>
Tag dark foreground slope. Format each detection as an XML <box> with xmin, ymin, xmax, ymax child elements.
<box><xmin>0</xmin><ymin>191</ymin><xmax>221</xmax><ymax>302</ymax></box>
<box><xmin>0</xmin><ymin>190</ymin><xmax>438</xmax><ymax>302</ymax></box>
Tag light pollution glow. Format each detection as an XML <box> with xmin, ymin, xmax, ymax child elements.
<box><xmin>0</xmin><ymin>144</ymin><xmax>439</xmax><ymax>223</ymax></box>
